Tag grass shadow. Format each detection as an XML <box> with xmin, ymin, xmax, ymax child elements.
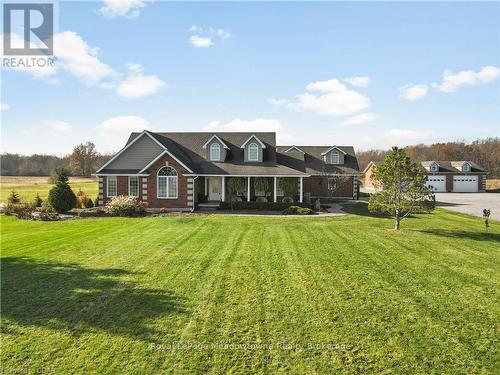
<box><xmin>416</xmin><ymin>229</ymin><xmax>500</xmax><ymax>242</ymax></box>
<box><xmin>341</xmin><ymin>201</ymin><xmax>427</xmax><ymax>219</ymax></box>
<box><xmin>1</xmin><ymin>257</ymin><xmax>187</xmax><ymax>340</ymax></box>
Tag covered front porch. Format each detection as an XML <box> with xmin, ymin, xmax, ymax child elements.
<box><xmin>193</xmin><ymin>175</ymin><xmax>306</xmax><ymax>206</ymax></box>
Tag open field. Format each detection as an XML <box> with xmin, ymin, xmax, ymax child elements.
<box><xmin>1</xmin><ymin>204</ymin><xmax>499</xmax><ymax>374</ymax></box>
<box><xmin>486</xmin><ymin>179</ymin><xmax>500</xmax><ymax>192</ymax></box>
<box><xmin>0</xmin><ymin>176</ymin><xmax>98</xmax><ymax>203</ymax></box>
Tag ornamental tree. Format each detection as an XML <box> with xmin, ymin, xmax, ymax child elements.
<box><xmin>368</xmin><ymin>147</ymin><xmax>435</xmax><ymax>230</ymax></box>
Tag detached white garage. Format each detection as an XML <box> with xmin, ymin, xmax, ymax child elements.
<box><xmin>453</xmin><ymin>175</ymin><xmax>478</xmax><ymax>192</ymax></box>
<box><xmin>426</xmin><ymin>176</ymin><xmax>446</xmax><ymax>192</ymax></box>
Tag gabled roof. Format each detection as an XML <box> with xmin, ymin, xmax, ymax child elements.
<box><xmin>320</xmin><ymin>146</ymin><xmax>347</xmax><ymax>156</ymax></box>
<box><xmin>96</xmin><ymin>130</ymin><xmax>165</xmax><ymax>173</ymax></box>
<box><xmin>284</xmin><ymin>146</ymin><xmax>305</xmax><ymax>154</ymax></box>
<box><xmin>420</xmin><ymin>160</ymin><xmax>487</xmax><ymax>173</ymax></box>
<box><xmin>241</xmin><ymin>134</ymin><xmax>266</xmax><ymax>149</ymax></box>
<box><xmin>202</xmin><ymin>135</ymin><xmax>229</xmax><ymax>149</ymax></box>
<box><xmin>362</xmin><ymin>160</ymin><xmax>379</xmax><ymax>174</ymax></box>
<box><xmin>277</xmin><ymin>145</ymin><xmax>360</xmax><ymax>175</ymax></box>
<box><xmin>96</xmin><ymin>132</ymin><xmax>361</xmax><ymax>176</ymax></box>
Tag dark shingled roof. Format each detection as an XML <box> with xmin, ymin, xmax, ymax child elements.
<box><xmin>277</xmin><ymin>146</ymin><xmax>361</xmax><ymax>175</ymax></box>
<box><xmin>116</xmin><ymin>132</ymin><xmax>361</xmax><ymax>176</ymax></box>
<box><xmin>421</xmin><ymin>161</ymin><xmax>487</xmax><ymax>173</ymax></box>
<box><xmin>97</xmin><ymin>168</ymin><xmax>143</xmax><ymax>174</ymax></box>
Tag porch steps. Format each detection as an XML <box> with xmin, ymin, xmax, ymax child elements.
<box><xmin>197</xmin><ymin>201</ymin><xmax>221</xmax><ymax>211</ymax></box>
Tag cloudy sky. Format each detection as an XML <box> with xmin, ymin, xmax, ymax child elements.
<box><xmin>1</xmin><ymin>1</ymin><xmax>499</xmax><ymax>155</ymax></box>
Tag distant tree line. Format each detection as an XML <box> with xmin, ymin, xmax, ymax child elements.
<box><xmin>1</xmin><ymin>142</ymin><xmax>112</xmax><ymax>177</ymax></box>
<box><xmin>357</xmin><ymin>138</ymin><xmax>500</xmax><ymax>178</ymax></box>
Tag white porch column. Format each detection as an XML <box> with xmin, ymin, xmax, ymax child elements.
<box><xmin>221</xmin><ymin>176</ymin><xmax>225</xmax><ymax>202</ymax></box>
<box><xmin>247</xmin><ymin>176</ymin><xmax>251</xmax><ymax>201</ymax></box>
<box><xmin>299</xmin><ymin>177</ymin><xmax>303</xmax><ymax>203</ymax></box>
<box><xmin>273</xmin><ymin>177</ymin><xmax>277</xmax><ymax>203</ymax></box>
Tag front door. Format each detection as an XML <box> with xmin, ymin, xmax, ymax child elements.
<box><xmin>208</xmin><ymin>177</ymin><xmax>222</xmax><ymax>201</ymax></box>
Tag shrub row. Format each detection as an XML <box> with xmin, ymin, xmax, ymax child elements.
<box><xmin>282</xmin><ymin>206</ymin><xmax>313</xmax><ymax>215</ymax></box>
<box><xmin>219</xmin><ymin>201</ymin><xmax>313</xmax><ymax>211</ymax></box>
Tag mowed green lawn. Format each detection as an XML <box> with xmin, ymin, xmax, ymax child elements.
<box><xmin>1</xmin><ymin>205</ymin><xmax>499</xmax><ymax>374</ymax></box>
<box><xmin>0</xmin><ymin>176</ymin><xmax>98</xmax><ymax>203</ymax></box>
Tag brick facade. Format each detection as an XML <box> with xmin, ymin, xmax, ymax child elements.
<box><xmin>363</xmin><ymin>163</ymin><xmax>376</xmax><ymax>189</ymax></box>
<box><xmin>101</xmin><ymin>153</ymin><xmax>192</xmax><ymax>210</ymax></box>
<box><xmin>303</xmin><ymin>176</ymin><xmax>354</xmax><ymax>198</ymax></box>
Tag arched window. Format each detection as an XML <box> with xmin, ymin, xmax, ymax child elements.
<box><xmin>330</xmin><ymin>150</ymin><xmax>339</xmax><ymax>164</ymax></box>
<box><xmin>248</xmin><ymin>142</ymin><xmax>259</xmax><ymax>161</ymax></box>
<box><xmin>157</xmin><ymin>166</ymin><xmax>178</xmax><ymax>198</ymax></box>
<box><xmin>210</xmin><ymin>143</ymin><xmax>221</xmax><ymax>161</ymax></box>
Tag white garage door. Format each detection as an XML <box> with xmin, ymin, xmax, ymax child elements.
<box><xmin>426</xmin><ymin>176</ymin><xmax>446</xmax><ymax>192</ymax></box>
<box><xmin>453</xmin><ymin>175</ymin><xmax>478</xmax><ymax>192</ymax></box>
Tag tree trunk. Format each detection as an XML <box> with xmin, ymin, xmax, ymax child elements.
<box><xmin>394</xmin><ymin>209</ymin><xmax>401</xmax><ymax>230</ymax></box>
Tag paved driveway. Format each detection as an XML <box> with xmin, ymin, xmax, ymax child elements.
<box><xmin>434</xmin><ymin>193</ymin><xmax>500</xmax><ymax>221</ymax></box>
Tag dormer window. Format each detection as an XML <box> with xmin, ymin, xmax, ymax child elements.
<box><xmin>248</xmin><ymin>143</ymin><xmax>259</xmax><ymax>161</ymax></box>
<box><xmin>330</xmin><ymin>151</ymin><xmax>340</xmax><ymax>164</ymax></box>
<box><xmin>210</xmin><ymin>143</ymin><xmax>221</xmax><ymax>161</ymax></box>
<box><xmin>430</xmin><ymin>163</ymin><xmax>439</xmax><ymax>172</ymax></box>
<box><xmin>462</xmin><ymin>163</ymin><xmax>471</xmax><ymax>172</ymax></box>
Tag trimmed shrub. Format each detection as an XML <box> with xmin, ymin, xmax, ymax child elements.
<box><xmin>48</xmin><ymin>183</ymin><xmax>77</xmax><ymax>213</ymax></box>
<box><xmin>94</xmin><ymin>197</ymin><xmax>100</xmax><ymax>207</ymax></box>
<box><xmin>282</xmin><ymin>196</ymin><xmax>293</xmax><ymax>203</ymax></box>
<box><xmin>7</xmin><ymin>191</ymin><xmax>20</xmax><ymax>204</ymax></box>
<box><xmin>13</xmin><ymin>203</ymin><xmax>36</xmax><ymax>220</ymax></box>
<box><xmin>33</xmin><ymin>193</ymin><xmax>43</xmax><ymax>207</ymax></box>
<box><xmin>35</xmin><ymin>211</ymin><xmax>60</xmax><ymax>221</ymax></box>
<box><xmin>219</xmin><ymin>201</ymin><xmax>312</xmax><ymax>211</ymax></box>
<box><xmin>48</xmin><ymin>165</ymin><xmax>71</xmax><ymax>184</ymax></box>
<box><xmin>106</xmin><ymin>196</ymin><xmax>147</xmax><ymax>217</ymax></box>
<box><xmin>282</xmin><ymin>206</ymin><xmax>313</xmax><ymax>215</ymax></box>
<box><xmin>78</xmin><ymin>208</ymin><xmax>109</xmax><ymax>217</ymax></box>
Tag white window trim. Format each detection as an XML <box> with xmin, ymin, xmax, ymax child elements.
<box><xmin>157</xmin><ymin>167</ymin><xmax>178</xmax><ymax>199</ymax></box>
<box><xmin>210</xmin><ymin>143</ymin><xmax>221</xmax><ymax>161</ymax></box>
<box><xmin>430</xmin><ymin>164</ymin><xmax>439</xmax><ymax>172</ymax></box>
<box><xmin>107</xmin><ymin>176</ymin><xmax>117</xmax><ymax>197</ymax></box>
<box><xmin>462</xmin><ymin>163</ymin><xmax>471</xmax><ymax>172</ymax></box>
<box><xmin>248</xmin><ymin>142</ymin><xmax>259</xmax><ymax>161</ymax></box>
<box><xmin>330</xmin><ymin>151</ymin><xmax>340</xmax><ymax>164</ymax></box>
<box><xmin>128</xmin><ymin>176</ymin><xmax>139</xmax><ymax>197</ymax></box>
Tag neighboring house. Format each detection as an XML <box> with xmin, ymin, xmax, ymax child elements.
<box><xmin>95</xmin><ymin>131</ymin><xmax>361</xmax><ymax>210</ymax></box>
<box><xmin>422</xmin><ymin>161</ymin><xmax>488</xmax><ymax>193</ymax></box>
<box><xmin>362</xmin><ymin>161</ymin><xmax>379</xmax><ymax>191</ymax></box>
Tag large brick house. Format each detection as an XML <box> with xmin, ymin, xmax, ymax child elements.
<box><xmin>95</xmin><ymin>131</ymin><xmax>361</xmax><ymax>210</ymax></box>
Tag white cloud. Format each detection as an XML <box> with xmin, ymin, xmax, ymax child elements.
<box><xmin>99</xmin><ymin>0</ymin><xmax>152</xmax><ymax>18</ymax></box>
<box><xmin>54</xmin><ymin>31</ymin><xmax>118</xmax><ymax>86</ymax></box>
<box><xmin>432</xmin><ymin>65</ymin><xmax>500</xmax><ymax>93</ymax></box>
<box><xmin>189</xmin><ymin>35</ymin><xmax>214</xmax><ymax>48</ymax></box>
<box><xmin>399</xmin><ymin>84</ymin><xmax>428</xmax><ymax>101</ymax></box>
<box><xmin>216</xmin><ymin>29</ymin><xmax>231</xmax><ymax>40</ymax></box>
<box><xmin>206</xmin><ymin>118</ymin><xmax>294</xmax><ymax>144</ymax></box>
<box><xmin>116</xmin><ymin>63</ymin><xmax>165</xmax><ymax>100</ymax></box>
<box><xmin>1</xmin><ymin>32</ymin><xmax>116</xmax><ymax>85</ymax></box>
<box><xmin>1</xmin><ymin>103</ymin><xmax>10</xmax><ymax>111</ymax></box>
<box><xmin>188</xmin><ymin>26</ymin><xmax>230</xmax><ymax>47</ymax></box>
<box><xmin>343</xmin><ymin>76</ymin><xmax>370</xmax><ymax>88</ymax></box>
<box><xmin>96</xmin><ymin>115</ymin><xmax>152</xmax><ymax>151</ymax></box>
<box><xmin>189</xmin><ymin>25</ymin><xmax>203</xmax><ymax>33</ymax></box>
<box><xmin>340</xmin><ymin>112</ymin><xmax>377</xmax><ymax>126</ymax></box>
<box><xmin>23</xmin><ymin>120</ymin><xmax>73</xmax><ymax>138</ymax></box>
<box><xmin>385</xmin><ymin>128</ymin><xmax>435</xmax><ymax>146</ymax></box>
<box><xmin>268</xmin><ymin>98</ymin><xmax>289</xmax><ymax>105</ymax></box>
<box><xmin>287</xmin><ymin>78</ymin><xmax>371</xmax><ymax>116</ymax></box>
